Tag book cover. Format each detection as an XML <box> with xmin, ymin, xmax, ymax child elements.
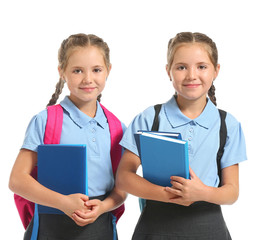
<box><xmin>134</xmin><ymin>131</ymin><xmax>181</xmax><ymax>159</ymax></box>
<box><xmin>135</xmin><ymin>132</ymin><xmax>189</xmax><ymax>187</ymax></box>
<box><xmin>37</xmin><ymin>144</ymin><xmax>87</xmax><ymax>214</ymax></box>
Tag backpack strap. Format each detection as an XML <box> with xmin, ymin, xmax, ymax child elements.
<box><xmin>151</xmin><ymin>104</ymin><xmax>162</xmax><ymax>131</ymax></box>
<box><xmin>99</xmin><ymin>103</ymin><xmax>125</xmax><ymax>223</ymax></box>
<box><xmin>217</xmin><ymin>109</ymin><xmax>227</xmax><ymax>186</ymax></box>
<box><xmin>44</xmin><ymin>105</ymin><xmax>63</xmax><ymax>144</ymax></box>
<box><xmin>100</xmin><ymin>104</ymin><xmax>123</xmax><ymax>176</ymax></box>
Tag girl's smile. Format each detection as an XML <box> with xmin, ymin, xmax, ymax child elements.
<box><xmin>183</xmin><ymin>83</ymin><xmax>202</xmax><ymax>88</ymax></box>
<box><xmin>80</xmin><ymin>86</ymin><xmax>97</xmax><ymax>93</ymax></box>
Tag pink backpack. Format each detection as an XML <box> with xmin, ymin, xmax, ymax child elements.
<box><xmin>14</xmin><ymin>104</ymin><xmax>124</xmax><ymax>229</ymax></box>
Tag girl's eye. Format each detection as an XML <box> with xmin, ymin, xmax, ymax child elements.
<box><xmin>199</xmin><ymin>65</ymin><xmax>207</xmax><ymax>70</ymax></box>
<box><xmin>73</xmin><ymin>69</ymin><xmax>83</xmax><ymax>74</ymax></box>
<box><xmin>93</xmin><ymin>68</ymin><xmax>102</xmax><ymax>73</ymax></box>
<box><xmin>177</xmin><ymin>66</ymin><xmax>186</xmax><ymax>70</ymax></box>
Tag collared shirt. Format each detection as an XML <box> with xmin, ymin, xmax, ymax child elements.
<box><xmin>22</xmin><ymin>96</ymin><xmax>126</xmax><ymax>197</ymax></box>
<box><xmin>120</xmin><ymin>96</ymin><xmax>247</xmax><ymax>187</ymax></box>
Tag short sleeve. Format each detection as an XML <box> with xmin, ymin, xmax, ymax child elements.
<box><xmin>121</xmin><ymin>122</ymin><xmax>127</xmax><ymax>134</ymax></box>
<box><xmin>220</xmin><ymin>113</ymin><xmax>247</xmax><ymax>169</ymax></box>
<box><xmin>120</xmin><ymin>106</ymin><xmax>155</xmax><ymax>156</ymax></box>
<box><xmin>21</xmin><ymin>110</ymin><xmax>47</xmax><ymax>152</ymax></box>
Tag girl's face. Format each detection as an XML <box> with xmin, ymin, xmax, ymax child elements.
<box><xmin>60</xmin><ymin>46</ymin><xmax>110</xmax><ymax>108</ymax></box>
<box><xmin>167</xmin><ymin>43</ymin><xmax>220</xmax><ymax>104</ymax></box>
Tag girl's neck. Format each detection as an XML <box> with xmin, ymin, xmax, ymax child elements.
<box><xmin>176</xmin><ymin>95</ymin><xmax>207</xmax><ymax>119</ymax></box>
<box><xmin>69</xmin><ymin>96</ymin><xmax>97</xmax><ymax>118</ymax></box>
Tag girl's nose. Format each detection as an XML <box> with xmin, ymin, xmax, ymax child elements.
<box><xmin>82</xmin><ymin>72</ymin><xmax>92</xmax><ymax>84</ymax></box>
<box><xmin>187</xmin><ymin>67</ymin><xmax>197</xmax><ymax>80</ymax></box>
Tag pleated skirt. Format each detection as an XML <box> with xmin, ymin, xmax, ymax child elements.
<box><xmin>132</xmin><ymin>201</ymin><xmax>232</xmax><ymax>240</ymax></box>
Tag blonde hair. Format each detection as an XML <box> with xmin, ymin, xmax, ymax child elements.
<box><xmin>167</xmin><ymin>32</ymin><xmax>218</xmax><ymax>105</ymax></box>
<box><xmin>47</xmin><ymin>33</ymin><xmax>110</xmax><ymax>106</ymax></box>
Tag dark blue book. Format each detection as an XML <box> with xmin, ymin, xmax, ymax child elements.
<box><xmin>135</xmin><ymin>132</ymin><xmax>189</xmax><ymax>187</ymax></box>
<box><xmin>37</xmin><ymin>144</ymin><xmax>87</xmax><ymax>214</ymax></box>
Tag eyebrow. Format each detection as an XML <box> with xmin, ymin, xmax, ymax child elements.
<box><xmin>70</xmin><ymin>65</ymin><xmax>105</xmax><ymax>68</ymax></box>
<box><xmin>197</xmin><ymin>62</ymin><xmax>211</xmax><ymax>65</ymax></box>
<box><xmin>93</xmin><ymin>65</ymin><xmax>105</xmax><ymax>68</ymax></box>
<box><xmin>174</xmin><ymin>62</ymin><xmax>211</xmax><ymax>65</ymax></box>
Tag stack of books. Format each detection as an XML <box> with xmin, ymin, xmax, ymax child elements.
<box><xmin>135</xmin><ymin>131</ymin><xmax>189</xmax><ymax>187</ymax></box>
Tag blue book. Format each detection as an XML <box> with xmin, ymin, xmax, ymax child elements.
<box><xmin>134</xmin><ymin>131</ymin><xmax>181</xmax><ymax>160</ymax></box>
<box><xmin>135</xmin><ymin>132</ymin><xmax>189</xmax><ymax>187</ymax></box>
<box><xmin>37</xmin><ymin>144</ymin><xmax>87</xmax><ymax>214</ymax></box>
<box><xmin>136</xmin><ymin>130</ymin><xmax>182</xmax><ymax>139</ymax></box>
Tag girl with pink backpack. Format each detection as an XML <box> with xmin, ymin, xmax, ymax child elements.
<box><xmin>9</xmin><ymin>33</ymin><xmax>126</xmax><ymax>240</ymax></box>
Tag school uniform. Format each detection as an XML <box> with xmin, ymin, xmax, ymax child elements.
<box><xmin>120</xmin><ymin>96</ymin><xmax>247</xmax><ymax>240</ymax></box>
<box><xmin>22</xmin><ymin>96</ymin><xmax>125</xmax><ymax>240</ymax></box>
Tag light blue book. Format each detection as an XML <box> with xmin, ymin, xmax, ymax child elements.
<box><xmin>135</xmin><ymin>132</ymin><xmax>189</xmax><ymax>187</ymax></box>
<box><xmin>37</xmin><ymin>144</ymin><xmax>87</xmax><ymax>214</ymax></box>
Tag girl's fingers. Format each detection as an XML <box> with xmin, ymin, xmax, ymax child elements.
<box><xmin>72</xmin><ymin>213</ymin><xmax>91</xmax><ymax>226</ymax></box>
<box><xmin>170</xmin><ymin>176</ymin><xmax>187</xmax><ymax>184</ymax></box>
<box><xmin>80</xmin><ymin>194</ymin><xmax>89</xmax><ymax>202</ymax></box>
<box><xmin>74</xmin><ymin>209</ymin><xmax>92</xmax><ymax>219</ymax></box>
<box><xmin>170</xmin><ymin>180</ymin><xmax>183</xmax><ymax>190</ymax></box>
<box><xmin>165</xmin><ymin>187</ymin><xmax>183</xmax><ymax>196</ymax></box>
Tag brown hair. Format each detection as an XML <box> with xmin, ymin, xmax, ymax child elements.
<box><xmin>47</xmin><ymin>33</ymin><xmax>110</xmax><ymax>106</ymax></box>
<box><xmin>167</xmin><ymin>32</ymin><xmax>218</xmax><ymax>105</ymax></box>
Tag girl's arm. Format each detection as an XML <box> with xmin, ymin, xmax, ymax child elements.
<box><xmin>9</xmin><ymin>149</ymin><xmax>89</xmax><ymax>222</ymax></box>
<box><xmin>166</xmin><ymin>164</ymin><xmax>239</xmax><ymax>206</ymax></box>
<box><xmin>115</xmin><ymin>149</ymin><xmax>176</xmax><ymax>202</ymax></box>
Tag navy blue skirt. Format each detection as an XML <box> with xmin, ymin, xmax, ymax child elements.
<box><xmin>24</xmin><ymin>195</ymin><xmax>117</xmax><ymax>240</ymax></box>
<box><xmin>132</xmin><ymin>201</ymin><xmax>232</xmax><ymax>240</ymax></box>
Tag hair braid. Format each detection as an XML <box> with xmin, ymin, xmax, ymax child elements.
<box><xmin>97</xmin><ymin>94</ymin><xmax>102</xmax><ymax>102</ymax></box>
<box><xmin>208</xmin><ymin>82</ymin><xmax>217</xmax><ymax>106</ymax></box>
<box><xmin>47</xmin><ymin>78</ymin><xmax>65</xmax><ymax>107</ymax></box>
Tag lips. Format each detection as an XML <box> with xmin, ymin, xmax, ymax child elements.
<box><xmin>80</xmin><ymin>87</ymin><xmax>96</xmax><ymax>93</ymax></box>
<box><xmin>184</xmin><ymin>84</ymin><xmax>201</xmax><ymax>88</ymax></box>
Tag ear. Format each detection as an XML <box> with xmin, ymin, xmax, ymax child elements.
<box><xmin>106</xmin><ymin>64</ymin><xmax>112</xmax><ymax>79</ymax></box>
<box><xmin>214</xmin><ymin>64</ymin><xmax>220</xmax><ymax>79</ymax></box>
<box><xmin>166</xmin><ymin>64</ymin><xmax>172</xmax><ymax>81</ymax></box>
<box><xmin>108</xmin><ymin>64</ymin><xmax>112</xmax><ymax>75</ymax></box>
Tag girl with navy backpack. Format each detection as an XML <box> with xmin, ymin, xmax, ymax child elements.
<box><xmin>116</xmin><ymin>32</ymin><xmax>247</xmax><ymax>239</ymax></box>
<box><xmin>9</xmin><ymin>33</ymin><xmax>126</xmax><ymax>240</ymax></box>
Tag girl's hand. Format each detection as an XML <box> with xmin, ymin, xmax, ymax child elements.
<box><xmin>165</xmin><ymin>167</ymin><xmax>207</xmax><ymax>206</ymax></box>
<box><xmin>72</xmin><ymin>199</ymin><xmax>105</xmax><ymax>226</ymax></box>
<box><xmin>60</xmin><ymin>193</ymin><xmax>90</xmax><ymax>224</ymax></box>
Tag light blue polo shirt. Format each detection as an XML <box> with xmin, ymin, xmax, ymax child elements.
<box><xmin>22</xmin><ymin>96</ymin><xmax>126</xmax><ymax>197</ymax></box>
<box><xmin>120</xmin><ymin>96</ymin><xmax>247</xmax><ymax>187</ymax></box>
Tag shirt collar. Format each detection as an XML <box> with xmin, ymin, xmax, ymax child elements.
<box><xmin>59</xmin><ymin>96</ymin><xmax>107</xmax><ymax>129</ymax></box>
<box><xmin>163</xmin><ymin>96</ymin><xmax>218</xmax><ymax>129</ymax></box>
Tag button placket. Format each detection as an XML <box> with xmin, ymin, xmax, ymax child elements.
<box><xmin>187</xmin><ymin>121</ymin><xmax>196</xmax><ymax>154</ymax></box>
<box><xmin>89</xmin><ymin>120</ymin><xmax>97</xmax><ymax>150</ymax></box>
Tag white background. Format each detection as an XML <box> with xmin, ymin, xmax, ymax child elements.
<box><xmin>1</xmin><ymin>0</ymin><xmax>261</xmax><ymax>239</ymax></box>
